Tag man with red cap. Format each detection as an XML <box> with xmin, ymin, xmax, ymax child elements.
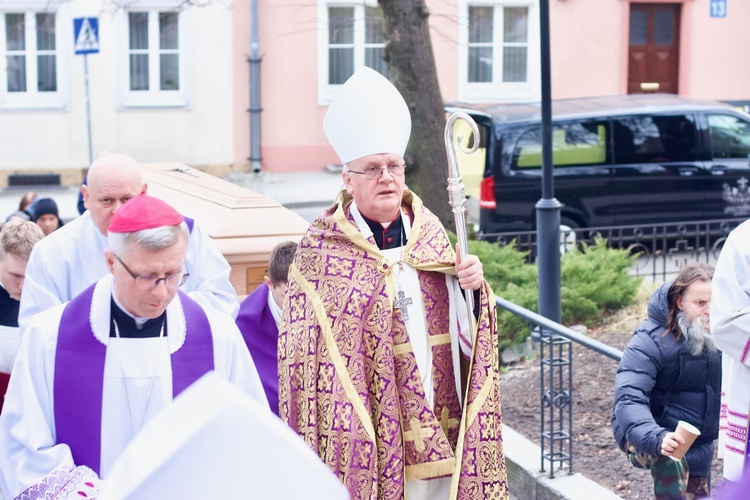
<box><xmin>0</xmin><ymin>195</ymin><xmax>267</xmax><ymax>499</ymax></box>
<box><xmin>18</xmin><ymin>153</ymin><xmax>238</xmax><ymax>330</ymax></box>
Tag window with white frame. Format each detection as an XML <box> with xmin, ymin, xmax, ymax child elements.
<box><xmin>120</xmin><ymin>7</ymin><xmax>187</xmax><ymax>107</ymax></box>
<box><xmin>460</xmin><ymin>1</ymin><xmax>539</xmax><ymax>102</ymax></box>
<box><xmin>0</xmin><ymin>9</ymin><xmax>65</xmax><ymax>109</ymax></box>
<box><xmin>319</xmin><ymin>2</ymin><xmax>386</xmax><ymax>102</ymax></box>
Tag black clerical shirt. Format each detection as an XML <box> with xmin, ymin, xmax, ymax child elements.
<box><xmin>0</xmin><ymin>285</ymin><xmax>19</xmax><ymax>328</ymax></box>
<box><xmin>109</xmin><ymin>300</ymin><xmax>167</xmax><ymax>338</ymax></box>
<box><xmin>361</xmin><ymin>212</ymin><xmax>406</xmax><ymax>250</ymax></box>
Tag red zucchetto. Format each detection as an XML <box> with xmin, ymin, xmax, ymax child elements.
<box><xmin>108</xmin><ymin>194</ymin><xmax>184</xmax><ymax>233</ymax></box>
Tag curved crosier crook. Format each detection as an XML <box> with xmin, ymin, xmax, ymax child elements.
<box><xmin>444</xmin><ymin>112</ymin><xmax>481</xmax><ymax>339</ymax></box>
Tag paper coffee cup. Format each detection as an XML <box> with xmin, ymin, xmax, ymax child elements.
<box><xmin>669</xmin><ymin>420</ymin><xmax>701</xmax><ymax>461</ymax></box>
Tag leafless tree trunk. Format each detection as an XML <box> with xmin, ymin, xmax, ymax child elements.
<box><xmin>378</xmin><ymin>0</ymin><xmax>454</xmax><ymax>231</ymax></box>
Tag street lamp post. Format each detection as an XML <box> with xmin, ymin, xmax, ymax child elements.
<box><xmin>536</xmin><ymin>0</ymin><xmax>570</xmax><ymax>479</ymax></box>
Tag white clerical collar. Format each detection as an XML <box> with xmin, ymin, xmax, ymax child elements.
<box><xmin>350</xmin><ymin>200</ymin><xmax>412</xmax><ymax>241</ymax></box>
<box><xmin>267</xmin><ymin>287</ymin><xmax>282</xmax><ymax>327</ymax></box>
<box><xmin>112</xmin><ymin>287</ymin><xmax>150</xmax><ymax>329</ymax></box>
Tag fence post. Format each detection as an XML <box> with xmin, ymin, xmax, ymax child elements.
<box><xmin>540</xmin><ymin>329</ymin><xmax>573</xmax><ymax>477</ymax></box>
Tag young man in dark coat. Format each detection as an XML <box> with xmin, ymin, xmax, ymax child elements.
<box><xmin>612</xmin><ymin>263</ymin><xmax>720</xmax><ymax>499</ymax></box>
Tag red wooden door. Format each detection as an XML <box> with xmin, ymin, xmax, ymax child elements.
<box><xmin>628</xmin><ymin>3</ymin><xmax>681</xmax><ymax>94</ymax></box>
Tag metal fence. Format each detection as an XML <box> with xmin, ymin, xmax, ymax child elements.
<box><xmin>496</xmin><ymin>296</ymin><xmax>623</xmax><ymax>478</ymax></box>
<box><xmin>480</xmin><ymin>217</ymin><xmax>746</xmax><ymax>282</ymax></box>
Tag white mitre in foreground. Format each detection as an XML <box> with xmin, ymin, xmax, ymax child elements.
<box><xmin>100</xmin><ymin>373</ymin><xmax>348</xmax><ymax>499</ymax></box>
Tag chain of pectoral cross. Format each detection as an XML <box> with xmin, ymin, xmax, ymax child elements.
<box><xmin>392</xmin><ymin>221</ymin><xmax>413</xmax><ymax>322</ymax></box>
<box><xmin>393</xmin><ymin>259</ymin><xmax>414</xmax><ymax>321</ymax></box>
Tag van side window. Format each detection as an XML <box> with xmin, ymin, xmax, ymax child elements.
<box><xmin>512</xmin><ymin>121</ymin><xmax>607</xmax><ymax>169</ymax></box>
<box><xmin>707</xmin><ymin>114</ymin><xmax>750</xmax><ymax>159</ymax></box>
<box><xmin>613</xmin><ymin>114</ymin><xmax>697</xmax><ymax>164</ymax></box>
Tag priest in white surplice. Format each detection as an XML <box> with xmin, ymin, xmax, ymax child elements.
<box><xmin>711</xmin><ymin>219</ymin><xmax>750</xmax><ymax>482</ymax></box>
<box><xmin>0</xmin><ymin>195</ymin><xmax>267</xmax><ymax>499</ymax></box>
<box><xmin>18</xmin><ymin>153</ymin><xmax>238</xmax><ymax>330</ymax></box>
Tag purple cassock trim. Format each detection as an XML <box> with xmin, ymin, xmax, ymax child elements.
<box><xmin>53</xmin><ymin>286</ymin><xmax>214</xmax><ymax>475</ymax></box>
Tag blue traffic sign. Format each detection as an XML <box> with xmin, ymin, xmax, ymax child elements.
<box><xmin>73</xmin><ymin>17</ymin><xmax>99</xmax><ymax>55</ymax></box>
<box><xmin>710</xmin><ymin>0</ymin><xmax>727</xmax><ymax>18</ymax></box>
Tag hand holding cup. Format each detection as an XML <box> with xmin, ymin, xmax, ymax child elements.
<box><xmin>664</xmin><ymin>421</ymin><xmax>701</xmax><ymax>461</ymax></box>
<box><xmin>660</xmin><ymin>432</ymin><xmax>685</xmax><ymax>457</ymax></box>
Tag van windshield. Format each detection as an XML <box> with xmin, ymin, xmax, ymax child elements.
<box><xmin>707</xmin><ymin>114</ymin><xmax>750</xmax><ymax>159</ymax></box>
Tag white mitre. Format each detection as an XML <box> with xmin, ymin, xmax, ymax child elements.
<box><xmin>100</xmin><ymin>374</ymin><xmax>348</xmax><ymax>499</ymax></box>
<box><xmin>324</xmin><ymin>66</ymin><xmax>412</xmax><ymax>164</ymax></box>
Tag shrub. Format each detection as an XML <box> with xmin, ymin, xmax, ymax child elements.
<box><xmin>459</xmin><ymin>236</ymin><xmax>641</xmax><ymax>350</ymax></box>
<box><xmin>561</xmin><ymin>238</ymin><xmax>641</xmax><ymax>324</ymax></box>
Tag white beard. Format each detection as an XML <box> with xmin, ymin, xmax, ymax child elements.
<box><xmin>677</xmin><ymin>311</ymin><xmax>716</xmax><ymax>357</ymax></box>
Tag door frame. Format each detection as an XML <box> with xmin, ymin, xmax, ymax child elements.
<box><xmin>619</xmin><ymin>0</ymin><xmax>693</xmax><ymax>95</ymax></box>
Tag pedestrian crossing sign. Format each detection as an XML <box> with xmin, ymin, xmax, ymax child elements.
<box><xmin>73</xmin><ymin>17</ymin><xmax>99</xmax><ymax>55</ymax></box>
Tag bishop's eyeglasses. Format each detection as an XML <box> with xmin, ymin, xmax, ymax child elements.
<box><xmin>347</xmin><ymin>163</ymin><xmax>406</xmax><ymax>180</ymax></box>
<box><xmin>114</xmin><ymin>254</ymin><xmax>189</xmax><ymax>290</ymax></box>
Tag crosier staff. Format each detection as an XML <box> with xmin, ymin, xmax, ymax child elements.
<box><xmin>444</xmin><ymin>112</ymin><xmax>481</xmax><ymax>336</ymax></box>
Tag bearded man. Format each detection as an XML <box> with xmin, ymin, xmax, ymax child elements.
<box><xmin>612</xmin><ymin>263</ymin><xmax>720</xmax><ymax>499</ymax></box>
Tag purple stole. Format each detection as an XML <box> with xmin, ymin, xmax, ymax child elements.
<box><xmin>236</xmin><ymin>282</ymin><xmax>280</xmax><ymax>416</ymax></box>
<box><xmin>183</xmin><ymin>216</ymin><xmax>195</xmax><ymax>233</ymax></box>
<box><xmin>53</xmin><ymin>284</ymin><xmax>214</xmax><ymax>475</ymax></box>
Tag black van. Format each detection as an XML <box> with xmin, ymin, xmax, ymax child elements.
<box><xmin>450</xmin><ymin>94</ymin><xmax>750</xmax><ymax>237</ymax></box>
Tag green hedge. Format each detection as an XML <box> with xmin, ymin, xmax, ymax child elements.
<box><xmin>457</xmin><ymin>236</ymin><xmax>641</xmax><ymax>351</ymax></box>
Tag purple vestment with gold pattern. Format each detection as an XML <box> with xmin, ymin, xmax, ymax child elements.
<box><xmin>278</xmin><ymin>190</ymin><xmax>507</xmax><ymax>499</ymax></box>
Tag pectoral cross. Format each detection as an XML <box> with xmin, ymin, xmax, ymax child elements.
<box><xmin>394</xmin><ymin>290</ymin><xmax>413</xmax><ymax>321</ymax></box>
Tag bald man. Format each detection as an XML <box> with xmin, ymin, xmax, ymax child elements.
<box><xmin>19</xmin><ymin>154</ymin><xmax>238</xmax><ymax>329</ymax></box>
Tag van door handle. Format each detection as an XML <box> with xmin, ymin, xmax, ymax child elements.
<box><xmin>678</xmin><ymin>167</ymin><xmax>697</xmax><ymax>176</ymax></box>
<box><xmin>711</xmin><ymin>165</ymin><xmax>728</xmax><ymax>175</ymax></box>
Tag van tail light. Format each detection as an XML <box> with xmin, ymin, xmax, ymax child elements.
<box><xmin>479</xmin><ymin>176</ymin><xmax>497</xmax><ymax>209</ymax></box>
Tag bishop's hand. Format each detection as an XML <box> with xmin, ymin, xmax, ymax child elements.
<box><xmin>455</xmin><ymin>243</ymin><xmax>483</xmax><ymax>291</ymax></box>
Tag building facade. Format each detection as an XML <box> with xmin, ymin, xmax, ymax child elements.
<box><xmin>0</xmin><ymin>0</ymin><xmax>747</xmax><ymax>182</ymax></box>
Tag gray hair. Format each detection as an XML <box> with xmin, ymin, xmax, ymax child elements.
<box><xmin>108</xmin><ymin>222</ymin><xmax>189</xmax><ymax>258</ymax></box>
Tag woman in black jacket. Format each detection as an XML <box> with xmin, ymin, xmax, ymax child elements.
<box><xmin>612</xmin><ymin>263</ymin><xmax>720</xmax><ymax>499</ymax></box>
